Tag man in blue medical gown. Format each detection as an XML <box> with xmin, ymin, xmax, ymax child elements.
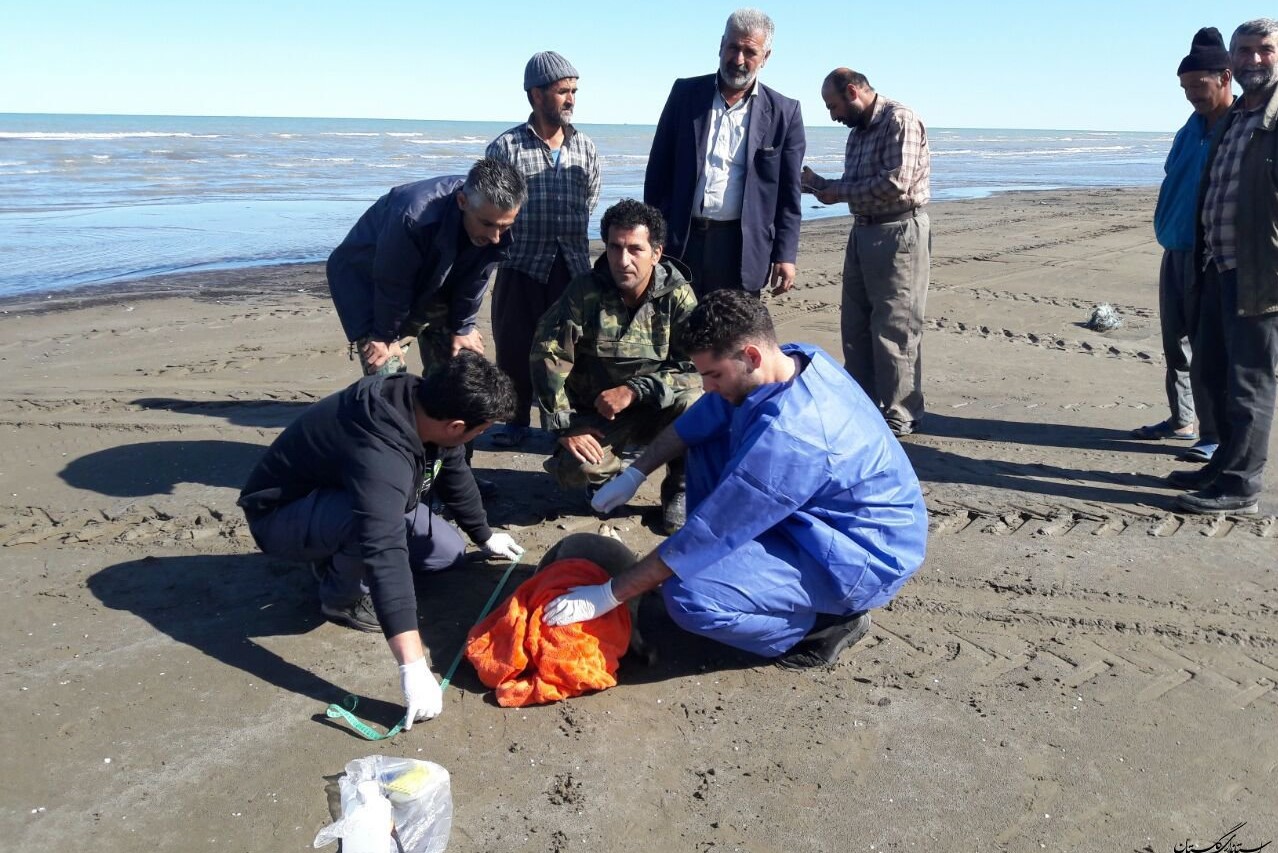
<box><xmin>543</xmin><ymin>290</ymin><xmax>927</xmax><ymax>668</ymax></box>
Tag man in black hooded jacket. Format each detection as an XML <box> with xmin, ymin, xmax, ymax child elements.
<box><xmin>238</xmin><ymin>352</ymin><xmax>519</xmax><ymax>727</ymax></box>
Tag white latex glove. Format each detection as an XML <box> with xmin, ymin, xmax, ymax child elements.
<box><xmin>399</xmin><ymin>658</ymin><xmax>443</xmax><ymax>729</ymax></box>
<box><xmin>542</xmin><ymin>581</ymin><xmax>621</xmax><ymax>626</ymax></box>
<box><xmin>590</xmin><ymin>466</ymin><xmax>647</xmax><ymax>514</ymax></box>
<box><xmin>480</xmin><ymin>532</ymin><xmax>524</xmax><ymax>561</ymax></box>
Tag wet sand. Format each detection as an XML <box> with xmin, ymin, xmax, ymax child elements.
<box><xmin>3</xmin><ymin>187</ymin><xmax>1276</xmax><ymax>852</ymax></box>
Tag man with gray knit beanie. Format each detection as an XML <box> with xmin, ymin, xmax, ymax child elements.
<box><xmin>486</xmin><ymin>51</ymin><xmax>601</xmax><ymax>449</ymax></box>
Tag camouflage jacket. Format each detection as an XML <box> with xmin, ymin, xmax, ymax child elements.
<box><xmin>531</xmin><ymin>256</ymin><xmax>701</xmax><ymax>432</ymax></box>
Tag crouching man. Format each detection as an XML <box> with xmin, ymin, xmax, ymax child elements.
<box><xmin>543</xmin><ymin>291</ymin><xmax>927</xmax><ymax>668</ymax></box>
<box><xmin>238</xmin><ymin>352</ymin><xmax>523</xmax><ymax>726</ymax></box>
<box><xmin>530</xmin><ymin>199</ymin><xmax>701</xmax><ymax>533</ymax></box>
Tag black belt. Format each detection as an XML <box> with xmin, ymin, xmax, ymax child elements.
<box><xmin>854</xmin><ymin>207</ymin><xmax>921</xmax><ymax>226</ymax></box>
<box><xmin>689</xmin><ymin>217</ymin><xmax>741</xmax><ymax>231</ymax></box>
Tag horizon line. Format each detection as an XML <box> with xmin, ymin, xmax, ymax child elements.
<box><xmin>0</xmin><ymin>110</ymin><xmax>1173</xmax><ymax>136</ymax></box>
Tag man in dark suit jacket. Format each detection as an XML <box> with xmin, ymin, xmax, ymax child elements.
<box><xmin>644</xmin><ymin>8</ymin><xmax>805</xmax><ymax>298</ymax></box>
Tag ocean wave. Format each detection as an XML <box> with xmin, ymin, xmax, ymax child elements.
<box><xmin>0</xmin><ymin>160</ymin><xmax>26</xmax><ymax>167</ymax></box>
<box><xmin>321</xmin><ymin>132</ymin><xmax>380</xmax><ymax>137</ymax></box>
<box><xmin>973</xmin><ymin>146</ymin><xmax>1133</xmax><ymax>157</ymax></box>
<box><xmin>405</xmin><ymin>137</ymin><xmax>487</xmax><ymax>145</ymax></box>
<box><xmin>386</xmin><ymin>132</ymin><xmax>423</xmax><ymax>137</ymax></box>
<box><xmin>304</xmin><ymin>157</ymin><xmax>355</xmax><ymax>162</ymax></box>
<box><xmin>0</xmin><ymin>131</ymin><xmax>219</xmax><ymax>140</ymax></box>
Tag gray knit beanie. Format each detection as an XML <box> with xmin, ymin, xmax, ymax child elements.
<box><xmin>524</xmin><ymin>51</ymin><xmax>579</xmax><ymax>90</ymax></box>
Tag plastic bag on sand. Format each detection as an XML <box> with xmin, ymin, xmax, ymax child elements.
<box><xmin>1086</xmin><ymin>303</ymin><xmax>1122</xmax><ymax>332</ymax></box>
<box><xmin>313</xmin><ymin>756</ymin><xmax>452</xmax><ymax>853</ymax></box>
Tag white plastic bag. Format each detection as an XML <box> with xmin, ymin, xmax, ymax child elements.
<box><xmin>313</xmin><ymin>756</ymin><xmax>453</xmax><ymax>853</ymax></box>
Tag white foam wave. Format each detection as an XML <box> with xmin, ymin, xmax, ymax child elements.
<box><xmin>304</xmin><ymin>157</ymin><xmax>355</xmax><ymax>162</ymax></box>
<box><xmin>386</xmin><ymin>132</ymin><xmax>423</xmax><ymax>138</ymax></box>
<box><xmin>0</xmin><ymin>131</ymin><xmax>219</xmax><ymax>140</ymax></box>
<box><xmin>322</xmin><ymin>132</ymin><xmax>379</xmax><ymax>137</ymax></box>
<box><xmin>405</xmin><ymin>137</ymin><xmax>486</xmax><ymax>145</ymax></box>
<box><xmin>0</xmin><ymin>160</ymin><xmax>26</xmax><ymax>167</ymax></box>
<box><xmin>91</xmin><ymin>154</ymin><xmax>111</xmax><ymax>160</ymax></box>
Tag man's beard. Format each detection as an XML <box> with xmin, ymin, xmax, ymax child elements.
<box><xmin>721</xmin><ymin>64</ymin><xmax>756</xmax><ymax>90</ymax></box>
<box><xmin>1237</xmin><ymin>65</ymin><xmax>1278</xmax><ymax>94</ymax></box>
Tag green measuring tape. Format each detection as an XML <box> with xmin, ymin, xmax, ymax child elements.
<box><xmin>325</xmin><ymin>555</ymin><xmax>523</xmax><ymax>740</ymax></box>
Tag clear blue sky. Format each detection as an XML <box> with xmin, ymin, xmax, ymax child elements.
<box><xmin>3</xmin><ymin>1</ymin><xmax>1268</xmax><ymax>131</ymax></box>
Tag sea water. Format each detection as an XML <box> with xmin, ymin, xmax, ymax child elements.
<box><xmin>0</xmin><ymin>113</ymin><xmax>1171</xmax><ymax>298</ymax></box>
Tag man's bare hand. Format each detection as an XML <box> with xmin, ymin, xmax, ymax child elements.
<box><xmin>800</xmin><ymin>165</ymin><xmax>822</xmax><ymax>193</ymax></box>
<box><xmin>559</xmin><ymin>428</ymin><xmax>606</xmax><ymax>466</ymax></box>
<box><xmin>451</xmin><ymin>329</ymin><xmax>485</xmax><ymax>357</ymax></box>
<box><xmin>594</xmin><ymin>386</ymin><xmax>637</xmax><ymax>420</ymax></box>
<box><xmin>769</xmin><ymin>262</ymin><xmax>796</xmax><ymax>295</ymax></box>
<box><xmin>361</xmin><ymin>339</ymin><xmax>405</xmax><ymax>370</ymax></box>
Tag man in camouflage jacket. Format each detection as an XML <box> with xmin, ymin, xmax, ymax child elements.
<box><xmin>531</xmin><ymin>199</ymin><xmax>701</xmax><ymax>533</ymax></box>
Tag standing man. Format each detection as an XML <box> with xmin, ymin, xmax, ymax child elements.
<box><xmin>1131</xmin><ymin>28</ymin><xmax>1233</xmax><ymax>463</ymax></box>
<box><xmin>1171</xmin><ymin>18</ymin><xmax>1278</xmax><ymax>515</ymax></box>
<box><xmin>238</xmin><ymin>352</ymin><xmax>523</xmax><ymax>727</ymax></box>
<box><xmin>802</xmin><ymin>68</ymin><xmax>931</xmax><ymax>437</ymax></box>
<box><xmin>530</xmin><ymin>200</ymin><xmax>701</xmax><ymax>534</ymax></box>
<box><xmin>541</xmin><ymin>291</ymin><xmax>926</xmax><ymax>669</ymax></box>
<box><xmin>643</xmin><ymin>8</ymin><xmax>805</xmax><ymax>298</ymax></box>
<box><xmin>486</xmin><ymin>51</ymin><xmax>601</xmax><ymax>448</ymax></box>
<box><xmin>327</xmin><ymin>158</ymin><xmax>526</xmax><ymax>377</ymax></box>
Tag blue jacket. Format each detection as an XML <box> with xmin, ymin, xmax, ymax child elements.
<box><xmin>643</xmin><ymin>74</ymin><xmax>805</xmax><ymax>292</ymax></box>
<box><xmin>660</xmin><ymin>343</ymin><xmax>927</xmax><ymax>615</ymax></box>
<box><xmin>1154</xmin><ymin>112</ymin><xmax>1214</xmax><ymax>252</ymax></box>
<box><xmin>327</xmin><ymin>176</ymin><xmax>510</xmax><ymax>343</ymax></box>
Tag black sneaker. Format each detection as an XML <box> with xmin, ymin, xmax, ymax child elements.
<box><xmin>474</xmin><ymin>476</ymin><xmax>499</xmax><ymax>499</ymax></box>
<box><xmin>1167</xmin><ymin>467</ymin><xmax>1216</xmax><ymax>491</ymax></box>
<box><xmin>776</xmin><ymin>611</ymin><xmax>871</xmax><ymax>670</ymax></box>
<box><xmin>661</xmin><ymin>490</ymin><xmax>687</xmax><ymax>535</ymax></box>
<box><xmin>320</xmin><ymin>594</ymin><xmax>381</xmax><ymax>633</ymax></box>
<box><xmin>1176</xmin><ymin>490</ymin><xmax>1259</xmax><ymax>515</ymax></box>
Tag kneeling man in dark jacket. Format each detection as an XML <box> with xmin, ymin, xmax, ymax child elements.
<box><xmin>238</xmin><ymin>352</ymin><xmax>519</xmax><ymax>727</ymax></box>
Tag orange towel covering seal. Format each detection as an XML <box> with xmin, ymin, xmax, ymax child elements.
<box><xmin>465</xmin><ymin>559</ymin><xmax>632</xmax><ymax>707</ymax></box>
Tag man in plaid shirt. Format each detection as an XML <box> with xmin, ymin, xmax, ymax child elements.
<box><xmin>486</xmin><ymin>51</ymin><xmax>601</xmax><ymax>449</ymax></box>
<box><xmin>802</xmin><ymin>68</ymin><xmax>930</xmax><ymax>438</ymax></box>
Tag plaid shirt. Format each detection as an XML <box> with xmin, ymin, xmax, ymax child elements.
<box><xmin>811</xmin><ymin>95</ymin><xmax>930</xmax><ymax>217</ymax></box>
<box><xmin>1203</xmin><ymin>105</ymin><xmax>1265</xmax><ymax>272</ymax></box>
<box><xmin>486</xmin><ymin>117</ymin><xmax>601</xmax><ymax>283</ymax></box>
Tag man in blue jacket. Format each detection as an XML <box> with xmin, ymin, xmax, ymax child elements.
<box><xmin>542</xmin><ymin>291</ymin><xmax>927</xmax><ymax>669</ymax></box>
<box><xmin>1130</xmin><ymin>27</ymin><xmax>1233</xmax><ymax>463</ymax></box>
<box><xmin>238</xmin><ymin>353</ymin><xmax>523</xmax><ymax>727</ymax></box>
<box><xmin>643</xmin><ymin>8</ymin><xmax>805</xmax><ymax>298</ymax></box>
<box><xmin>327</xmin><ymin>158</ymin><xmax>526</xmax><ymax>377</ymax></box>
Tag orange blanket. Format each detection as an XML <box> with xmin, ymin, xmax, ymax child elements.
<box><xmin>465</xmin><ymin>559</ymin><xmax>632</xmax><ymax>707</ymax></box>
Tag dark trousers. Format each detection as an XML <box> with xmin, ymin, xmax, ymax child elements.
<box><xmin>1194</xmin><ymin>266</ymin><xmax>1278</xmax><ymax>498</ymax></box>
<box><xmin>550</xmin><ymin>390</ymin><xmax>699</xmax><ymax>494</ymax></box>
<box><xmin>1159</xmin><ymin>249</ymin><xmax>1216</xmax><ymax>439</ymax></box>
<box><xmin>682</xmin><ymin>219</ymin><xmax>747</xmax><ymax>298</ymax></box>
<box><xmin>492</xmin><ymin>254</ymin><xmax>573</xmax><ymax>428</ymax></box>
<box><xmin>247</xmin><ymin>489</ymin><xmax>466</xmax><ymax>607</ymax></box>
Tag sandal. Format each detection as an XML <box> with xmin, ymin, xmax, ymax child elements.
<box><xmin>1130</xmin><ymin>419</ymin><xmax>1197</xmax><ymax>441</ymax></box>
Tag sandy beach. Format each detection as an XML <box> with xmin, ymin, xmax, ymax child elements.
<box><xmin>3</xmin><ymin>187</ymin><xmax>1276</xmax><ymax>852</ymax></box>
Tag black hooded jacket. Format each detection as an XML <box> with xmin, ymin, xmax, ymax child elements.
<box><xmin>238</xmin><ymin>373</ymin><xmax>490</xmax><ymax>637</ymax></box>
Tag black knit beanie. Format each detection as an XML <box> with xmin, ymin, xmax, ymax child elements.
<box><xmin>1177</xmin><ymin>27</ymin><xmax>1230</xmax><ymax>75</ymax></box>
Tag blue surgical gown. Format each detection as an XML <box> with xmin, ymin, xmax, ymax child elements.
<box><xmin>657</xmin><ymin>343</ymin><xmax>927</xmax><ymax>656</ymax></box>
